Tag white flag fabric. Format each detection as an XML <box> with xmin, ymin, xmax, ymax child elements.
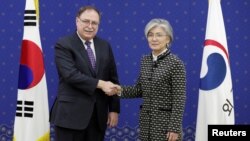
<box><xmin>195</xmin><ymin>0</ymin><xmax>235</xmax><ymax>141</ymax></box>
<box><xmin>13</xmin><ymin>0</ymin><xmax>50</xmax><ymax>141</ymax></box>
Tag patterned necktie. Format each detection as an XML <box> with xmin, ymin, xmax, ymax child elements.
<box><xmin>85</xmin><ymin>41</ymin><xmax>96</xmax><ymax>69</ymax></box>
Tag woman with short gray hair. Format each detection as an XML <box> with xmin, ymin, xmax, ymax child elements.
<box><xmin>119</xmin><ymin>18</ymin><xmax>186</xmax><ymax>141</ymax></box>
<box><xmin>144</xmin><ymin>18</ymin><xmax>174</xmax><ymax>47</ymax></box>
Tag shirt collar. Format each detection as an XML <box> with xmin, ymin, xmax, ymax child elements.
<box><xmin>76</xmin><ymin>31</ymin><xmax>94</xmax><ymax>45</ymax></box>
<box><xmin>152</xmin><ymin>48</ymin><xmax>168</xmax><ymax>61</ymax></box>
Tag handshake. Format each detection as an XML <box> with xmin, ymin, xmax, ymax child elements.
<box><xmin>98</xmin><ymin>80</ymin><xmax>122</xmax><ymax>96</ymax></box>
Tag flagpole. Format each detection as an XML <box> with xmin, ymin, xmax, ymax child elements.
<box><xmin>34</xmin><ymin>0</ymin><xmax>39</xmax><ymax>22</ymax></box>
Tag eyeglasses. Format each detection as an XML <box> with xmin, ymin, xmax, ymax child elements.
<box><xmin>147</xmin><ymin>33</ymin><xmax>168</xmax><ymax>39</ymax></box>
<box><xmin>79</xmin><ymin>18</ymin><xmax>99</xmax><ymax>27</ymax></box>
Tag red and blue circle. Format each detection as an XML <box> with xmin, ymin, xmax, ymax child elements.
<box><xmin>200</xmin><ymin>39</ymin><xmax>228</xmax><ymax>90</ymax></box>
<box><xmin>18</xmin><ymin>40</ymin><xmax>45</xmax><ymax>89</ymax></box>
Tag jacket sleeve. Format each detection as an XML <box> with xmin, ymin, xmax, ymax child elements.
<box><xmin>55</xmin><ymin>38</ymin><xmax>98</xmax><ymax>96</ymax></box>
<box><xmin>120</xmin><ymin>57</ymin><xmax>143</xmax><ymax>99</ymax></box>
<box><xmin>167</xmin><ymin>59</ymin><xmax>186</xmax><ymax>133</ymax></box>
<box><xmin>107</xmin><ymin>43</ymin><xmax>120</xmax><ymax>113</ymax></box>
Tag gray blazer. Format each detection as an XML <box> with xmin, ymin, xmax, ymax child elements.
<box><xmin>121</xmin><ymin>50</ymin><xmax>186</xmax><ymax>141</ymax></box>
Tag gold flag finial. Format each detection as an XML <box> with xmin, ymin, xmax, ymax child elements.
<box><xmin>34</xmin><ymin>0</ymin><xmax>39</xmax><ymax>22</ymax></box>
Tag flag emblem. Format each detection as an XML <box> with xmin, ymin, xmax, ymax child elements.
<box><xmin>18</xmin><ymin>40</ymin><xmax>45</xmax><ymax>89</ymax></box>
<box><xmin>200</xmin><ymin>40</ymin><xmax>227</xmax><ymax>90</ymax></box>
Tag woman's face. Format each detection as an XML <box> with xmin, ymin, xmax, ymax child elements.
<box><xmin>147</xmin><ymin>26</ymin><xmax>170</xmax><ymax>55</ymax></box>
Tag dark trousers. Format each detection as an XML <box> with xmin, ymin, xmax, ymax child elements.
<box><xmin>55</xmin><ymin>106</ymin><xmax>105</xmax><ymax>141</ymax></box>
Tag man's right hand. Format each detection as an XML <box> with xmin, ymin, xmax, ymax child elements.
<box><xmin>97</xmin><ymin>80</ymin><xmax>121</xmax><ymax>96</ymax></box>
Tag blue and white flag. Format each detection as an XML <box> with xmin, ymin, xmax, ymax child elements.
<box><xmin>13</xmin><ymin>0</ymin><xmax>50</xmax><ymax>141</ymax></box>
<box><xmin>195</xmin><ymin>0</ymin><xmax>235</xmax><ymax>141</ymax></box>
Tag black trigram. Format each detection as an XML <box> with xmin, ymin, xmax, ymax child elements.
<box><xmin>16</xmin><ymin>100</ymin><xmax>34</xmax><ymax>118</ymax></box>
<box><xmin>24</xmin><ymin>10</ymin><xmax>36</xmax><ymax>26</ymax></box>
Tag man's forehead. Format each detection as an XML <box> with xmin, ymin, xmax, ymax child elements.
<box><xmin>80</xmin><ymin>10</ymin><xmax>100</xmax><ymax>20</ymax></box>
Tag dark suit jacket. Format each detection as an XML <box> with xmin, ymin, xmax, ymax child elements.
<box><xmin>50</xmin><ymin>33</ymin><xmax>120</xmax><ymax>130</ymax></box>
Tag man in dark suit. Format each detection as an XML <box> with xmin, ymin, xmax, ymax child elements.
<box><xmin>50</xmin><ymin>6</ymin><xmax>120</xmax><ymax>141</ymax></box>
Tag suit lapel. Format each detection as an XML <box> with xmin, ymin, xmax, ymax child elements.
<box><xmin>73</xmin><ymin>33</ymin><xmax>96</xmax><ymax>76</ymax></box>
<box><xmin>93</xmin><ymin>37</ymin><xmax>100</xmax><ymax>75</ymax></box>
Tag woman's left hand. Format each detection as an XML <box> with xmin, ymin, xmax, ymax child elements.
<box><xmin>166</xmin><ymin>132</ymin><xmax>179</xmax><ymax>141</ymax></box>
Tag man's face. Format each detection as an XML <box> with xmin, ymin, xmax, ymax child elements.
<box><xmin>76</xmin><ymin>9</ymin><xmax>100</xmax><ymax>40</ymax></box>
